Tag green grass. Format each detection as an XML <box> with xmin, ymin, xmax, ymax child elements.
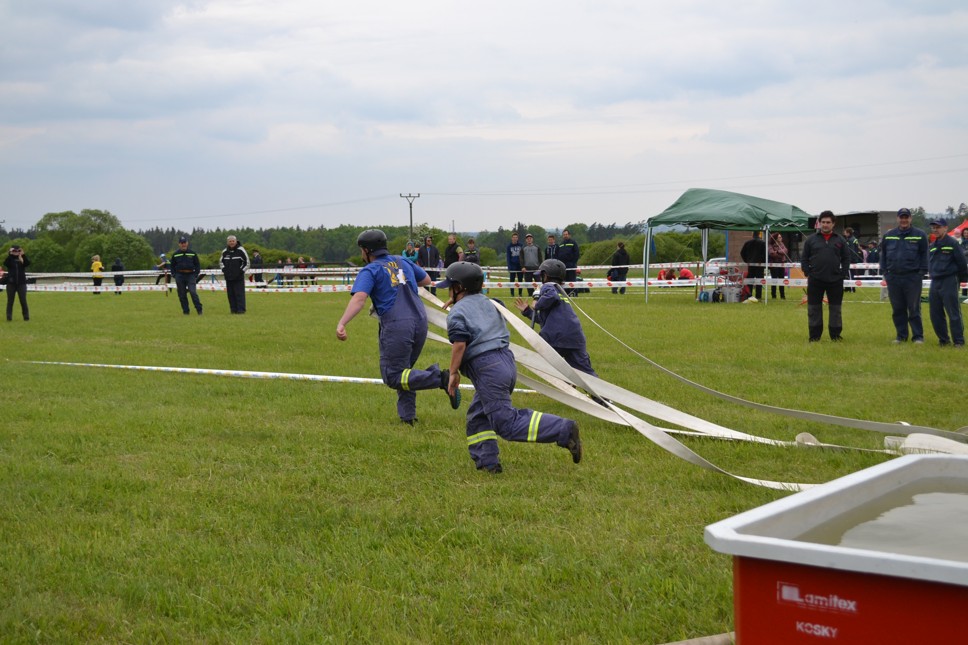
<box><xmin>2</xmin><ymin>288</ymin><xmax>965</xmax><ymax>643</ymax></box>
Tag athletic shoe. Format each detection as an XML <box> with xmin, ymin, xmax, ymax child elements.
<box><xmin>808</xmin><ymin>337</ymin><xmax>820</xmax><ymax>343</ymax></box>
<box><xmin>402</xmin><ymin>418</ymin><xmax>418</xmax><ymax>426</ymax></box>
<box><xmin>913</xmin><ymin>339</ymin><xmax>924</xmax><ymax>344</ymax></box>
<box><xmin>440</xmin><ymin>369</ymin><xmax>461</xmax><ymax>409</ymax></box>
<box><xmin>478</xmin><ymin>463</ymin><xmax>503</xmax><ymax>474</ymax></box>
<box><xmin>564</xmin><ymin>421</ymin><xmax>582</xmax><ymax>464</ymax></box>
<box><xmin>830</xmin><ymin>336</ymin><xmax>843</xmax><ymax>342</ymax></box>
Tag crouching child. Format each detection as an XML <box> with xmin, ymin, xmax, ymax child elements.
<box><xmin>439</xmin><ymin>262</ymin><xmax>582</xmax><ymax>474</ymax></box>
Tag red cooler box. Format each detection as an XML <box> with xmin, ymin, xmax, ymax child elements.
<box><xmin>705</xmin><ymin>454</ymin><xmax>968</xmax><ymax>644</ymax></box>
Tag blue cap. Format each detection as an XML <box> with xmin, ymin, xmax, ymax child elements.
<box><xmin>929</xmin><ymin>218</ymin><xmax>948</xmax><ymax>227</ymax></box>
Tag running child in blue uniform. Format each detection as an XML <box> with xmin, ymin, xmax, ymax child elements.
<box><xmin>439</xmin><ymin>261</ymin><xmax>582</xmax><ymax>473</ymax></box>
<box><xmin>513</xmin><ymin>258</ymin><xmax>597</xmax><ymax>377</ymax></box>
<box><xmin>337</xmin><ymin>230</ymin><xmax>459</xmax><ymax>425</ymax></box>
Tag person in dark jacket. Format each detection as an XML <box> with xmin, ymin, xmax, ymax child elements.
<box><xmin>740</xmin><ymin>232</ymin><xmax>767</xmax><ymax>301</ymax></box>
<box><xmin>880</xmin><ymin>208</ymin><xmax>929</xmax><ymax>343</ymax></box>
<box><xmin>557</xmin><ymin>229</ymin><xmax>580</xmax><ymax>296</ymax></box>
<box><xmin>960</xmin><ymin>228</ymin><xmax>968</xmax><ymax>297</ymax></box>
<box><xmin>4</xmin><ymin>245</ymin><xmax>30</xmax><ymax>321</ymax></box>
<box><xmin>416</xmin><ymin>235</ymin><xmax>441</xmax><ymax>295</ymax></box>
<box><xmin>801</xmin><ymin>211</ymin><xmax>850</xmax><ymax>342</ymax></box>
<box><xmin>170</xmin><ymin>236</ymin><xmax>203</xmax><ymax>315</ymax></box>
<box><xmin>111</xmin><ymin>257</ymin><xmax>125</xmax><ymax>295</ymax></box>
<box><xmin>927</xmin><ymin>219</ymin><xmax>968</xmax><ymax>347</ymax></box>
<box><xmin>505</xmin><ymin>232</ymin><xmax>523</xmax><ymax>297</ymax></box>
<box><xmin>843</xmin><ymin>227</ymin><xmax>863</xmax><ymax>292</ymax></box>
<box><xmin>608</xmin><ymin>241</ymin><xmax>631</xmax><ymax>295</ymax></box>
<box><xmin>545</xmin><ymin>234</ymin><xmax>558</xmax><ymax>261</ymax></box>
<box><xmin>220</xmin><ymin>235</ymin><xmax>249</xmax><ymax>314</ymax></box>
<box><xmin>463</xmin><ymin>238</ymin><xmax>480</xmax><ymax>265</ymax></box>
<box><xmin>250</xmin><ymin>249</ymin><xmax>265</xmax><ymax>288</ymax></box>
<box><xmin>443</xmin><ymin>234</ymin><xmax>463</xmax><ymax>268</ymax></box>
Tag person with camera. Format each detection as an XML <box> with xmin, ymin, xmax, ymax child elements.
<box><xmin>4</xmin><ymin>245</ymin><xmax>30</xmax><ymax>321</ymax></box>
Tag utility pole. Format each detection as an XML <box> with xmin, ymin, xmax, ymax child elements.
<box><xmin>400</xmin><ymin>193</ymin><xmax>420</xmax><ymax>242</ymax></box>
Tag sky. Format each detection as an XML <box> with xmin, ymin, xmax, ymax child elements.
<box><xmin>2</xmin><ymin>0</ymin><xmax>967</xmax><ymax>234</ymax></box>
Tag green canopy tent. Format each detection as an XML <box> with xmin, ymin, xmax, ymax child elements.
<box><xmin>645</xmin><ymin>188</ymin><xmax>814</xmax><ymax>302</ymax></box>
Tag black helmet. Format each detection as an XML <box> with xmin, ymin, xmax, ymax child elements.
<box><xmin>357</xmin><ymin>229</ymin><xmax>388</xmax><ymax>251</ymax></box>
<box><xmin>439</xmin><ymin>261</ymin><xmax>484</xmax><ymax>292</ymax></box>
<box><xmin>537</xmin><ymin>259</ymin><xmax>566</xmax><ymax>281</ymax></box>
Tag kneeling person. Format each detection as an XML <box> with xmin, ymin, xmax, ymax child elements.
<box><xmin>440</xmin><ymin>261</ymin><xmax>582</xmax><ymax>473</ymax></box>
<box><xmin>513</xmin><ymin>258</ymin><xmax>597</xmax><ymax>377</ymax></box>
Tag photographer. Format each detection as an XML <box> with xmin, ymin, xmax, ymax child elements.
<box><xmin>4</xmin><ymin>246</ymin><xmax>30</xmax><ymax>321</ymax></box>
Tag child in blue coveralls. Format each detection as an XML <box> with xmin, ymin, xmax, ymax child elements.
<box><xmin>439</xmin><ymin>261</ymin><xmax>582</xmax><ymax>473</ymax></box>
<box><xmin>513</xmin><ymin>258</ymin><xmax>597</xmax><ymax>377</ymax></box>
<box><xmin>337</xmin><ymin>230</ymin><xmax>460</xmax><ymax>425</ymax></box>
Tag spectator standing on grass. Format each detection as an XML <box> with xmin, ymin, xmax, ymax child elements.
<box><xmin>111</xmin><ymin>257</ymin><xmax>125</xmax><ymax>295</ymax></box>
<box><xmin>960</xmin><ymin>228</ymin><xmax>968</xmax><ymax>298</ymax></box>
<box><xmin>250</xmin><ymin>250</ymin><xmax>265</xmax><ymax>288</ymax></box>
<box><xmin>402</xmin><ymin>241</ymin><xmax>418</xmax><ymax>262</ymax></box>
<box><xmin>220</xmin><ymin>235</ymin><xmax>249</xmax><ymax>314</ymax></box>
<box><xmin>608</xmin><ymin>241</ymin><xmax>630</xmax><ymax>295</ymax></box>
<box><xmin>4</xmin><ymin>245</ymin><xmax>30</xmax><ymax>321</ymax></box>
<box><xmin>521</xmin><ymin>233</ymin><xmax>543</xmax><ymax>296</ymax></box>
<box><xmin>463</xmin><ymin>238</ymin><xmax>480</xmax><ymax>265</ymax></box>
<box><xmin>506</xmin><ymin>232</ymin><xmax>523</xmax><ymax>297</ymax></box>
<box><xmin>514</xmin><ymin>258</ymin><xmax>598</xmax><ymax>377</ymax></box>
<box><xmin>557</xmin><ymin>229</ymin><xmax>580</xmax><ymax>294</ymax></box>
<box><xmin>740</xmin><ymin>232</ymin><xmax>766</xmax><ymax>301</ymax></box>
<box><xmin>336</xmin><ymin>230</ymin><xmax>459</xmax><ymax>425</ymax></box>
<box><xmin>91</xmin><ymin>255</ymin><xmax>104</xmax><ymax>294</ymax></box>
<box><xmin>866</xmin><ymin>241</ymin><xmax>880</xmax><ymax>277</ymax></box>
<box><xmin>416</xmin><ymin>235</ymin><xmax>441</xmax><ymax>295</ymax></box>
<box><xmin>880</xmin><ymin>207</ymin><xmax>929</xmax><ymax>344</ymax></box>
<box><xmin>545</xmin><ymin>234</ymin><xmax>558</xmax><ymax>261</ymax></box>
<box><xmin>443</xmin><ymin>234</ymin><xmax>463</xmax><ymax>268</ymax></box>
<box><xmin>927</xmin><ymin>218</ymin><xmax>967</xmax><ymax>347</ymax></box>
<box><xmin>801</xmin><ymin>210</ymin><xmax>850</xmax><ymax>342</ymax></box>
<box><xmin>843</xmin><ymin>227</ymin><xmax>862</xmax><ymax>293</ymax></box>
<box><xmin>170</xmin><ymin>236</ymin><xmax>203</xmax><ymax>315</ymax></box>
<box><xmin>768</xmin><ymin>232</ymin><xmax>789</xmax><ymax>300</ymax></box>
<box><xmin>439</xmin><ymin>261</ymin><xmax>582</xmax><ymax>474</ymax></box>
<box><xmin>155</xmin><ymin>253</ymin><xmax>171</xmax><ymax>290</ymax></box>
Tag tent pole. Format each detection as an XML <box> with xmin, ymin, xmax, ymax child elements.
<box><xmin>764</xmin><ymin>225</ymin><xmax>770</xmax><ymax>304</ymax></box>
<box><xmin>644</xmin><ymin>227</ymin><xmax>652</xmax><ymax>303</ymax></box>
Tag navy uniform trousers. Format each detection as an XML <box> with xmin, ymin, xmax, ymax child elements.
<box><xmin>886</xmin><ymin>273</ymin><xmax>924</xmax><ymax>341</ymax></box>
<box><xmin>174</xmin><ymin>272</ymin><xmax>203</xmax><ymax>314</ymax></box>
<box><xmin>378</xmin><ymin>284</ymin><xmax>442</xmax><ymax>422</ymax></box>
<box><xmin>929</xmin><ymin>274</ymin><xmax>965</xmax><ymax>345</ymax></box>
<box><xmin>463</xmin><ymin>347</ymin><xmax>574</xmax><ymax>470</ymax></box>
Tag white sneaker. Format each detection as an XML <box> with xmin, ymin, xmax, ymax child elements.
<box><xmin>745</xmin><ymin>297</ymin><xmax>758</xmax><ymax>303</ymax></box>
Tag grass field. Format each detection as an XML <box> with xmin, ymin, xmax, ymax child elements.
<box><xmin>2</xmin><ymin>286</ymin><xmax>965</xmax><ymax>643</ymax></box>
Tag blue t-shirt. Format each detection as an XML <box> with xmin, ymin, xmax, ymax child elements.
<box><xmin>351</xmin><ymin>252</ymin><xmax>427</xmax><ymax>316</ymax></box>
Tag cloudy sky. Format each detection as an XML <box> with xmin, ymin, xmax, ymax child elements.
<box><xmin>2</xmin><ymin>0</ymin><xmax>967</xmax><ymax>233</ymax></box>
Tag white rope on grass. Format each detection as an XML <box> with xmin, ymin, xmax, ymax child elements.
<box><xmin>24</xmin><ymin>361</ymin><xmax>502</xmax><ymax>391</ymax></box>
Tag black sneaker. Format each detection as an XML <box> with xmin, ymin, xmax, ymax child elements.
<box><xmin>565</xmin><ymin>421</ymin><xmax>582</xmax><ymax>464</ymax></box>
<box><xmin>440</xmin><ymin>369</ymin><xmax>461</xmax><ymax>409</ymax></box>
<box><xmin>478</xmin><ymin>463</ymin><xmax>503</xmax><ymax>474</ymax></box>
<box><xmin>402</xmin><ymin>418</ymin><xmax>418</xmax><ymax>426</ymax></box>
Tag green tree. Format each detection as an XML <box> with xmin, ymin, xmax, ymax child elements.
<box><xmin>104</xmin><ymin>229</ymin><xmax>155</xmax><ymax>270</ymax></box>
<box><xmin>73</xmin><ymin>234</ymin><xmax>110</xmax><ymax>270</ymax></box>
<box><xmin>19</xmin><ymin>238</ymin><xmax>72</xmax><ymax>272</ymax></box>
